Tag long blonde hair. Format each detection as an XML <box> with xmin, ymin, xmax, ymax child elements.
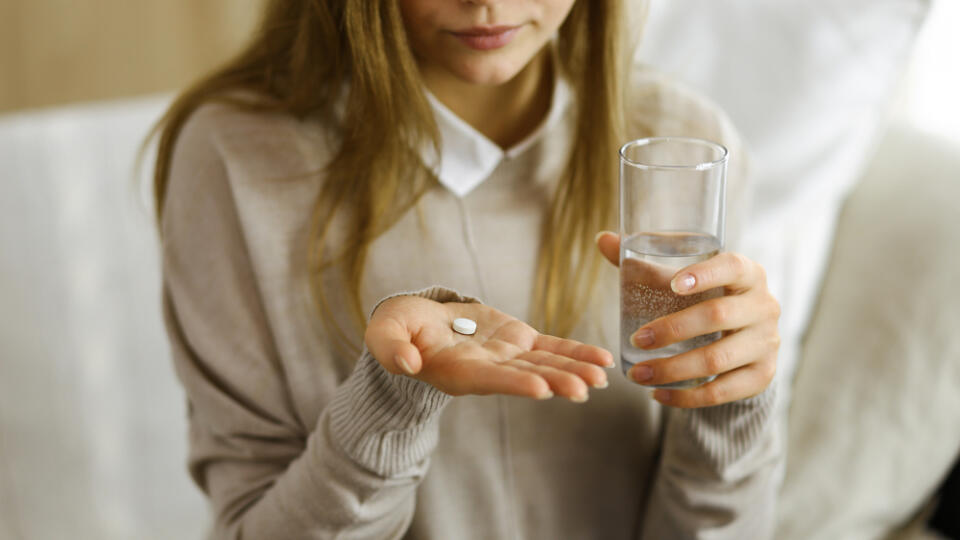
<box><xmin>152</xmin><ymin>0</ymin><xmax>631</xmax><ymax>354</ymax></box>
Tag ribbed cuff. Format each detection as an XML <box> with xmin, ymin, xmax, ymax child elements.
<box><xmin>672</xmin><ymin>382</ymin><xmax>779</xmax><ymax>472</ymax></box>
<box><xmin>328</xmin><ymin>352</ymin><xmax>453</xmax><ymax>476</ymax></box>
<box><xmin>326</xmin><ymin>285</ymin><xmax>481</xmax><ymax>477</ymax></box>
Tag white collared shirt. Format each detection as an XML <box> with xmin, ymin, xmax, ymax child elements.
<box><xmin>420</xmin><ymin>74</ymin><xmax>573</xmax><ymax>198</ymax></box>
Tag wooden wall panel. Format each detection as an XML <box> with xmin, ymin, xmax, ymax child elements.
<box><xmin>0</xmin><ymin>0</ymin><xmax>266</xmax><ymax>112</ymax></box>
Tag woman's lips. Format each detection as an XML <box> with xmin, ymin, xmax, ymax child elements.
<box><xmin>451</xmin><ymin>25</ymin><xmax>522</xmax><ymax>51</ymax></box>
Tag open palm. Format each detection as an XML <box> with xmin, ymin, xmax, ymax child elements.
<box><xmin>365</xmin><ymin>295</ymin><xmax>613</xmax><ymax>402</ymax></box>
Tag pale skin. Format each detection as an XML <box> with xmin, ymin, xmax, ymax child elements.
<box><xmin>366</xmin><ymin>0</ymin><xmax>780</xmax><ymax>408</ymax></box>
<box><xmin>596</xmin><ymin>232</ymin><xmax>780</xmax><ymax>407</ymax></box>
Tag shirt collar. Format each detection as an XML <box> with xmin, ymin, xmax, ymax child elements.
<box><xmin>420</xmin><ymin>71</ymin><xmax>573</xmax><ymax>198</ymax></box>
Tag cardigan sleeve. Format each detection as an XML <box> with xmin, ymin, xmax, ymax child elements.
<box><xmin>161</xmin><ymin>105</ymin><xmax>470</xmax><ymax>539</ymax></box>
<box><xmin>639</xmin><ymin>388</ymin><xmax>782</xmax><ymax>539</ymax></box>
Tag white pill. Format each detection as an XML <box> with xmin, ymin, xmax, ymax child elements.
<box><xmin>452</xmin><ymin>318</ymin><xmax>477</xmax><ymax>336</ymax></box>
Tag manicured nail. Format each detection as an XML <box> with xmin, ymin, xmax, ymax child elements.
<box><xmin>632</xmin><ymin>328</ymin><xmax>655</xmax><ymax>348</ymax></box>
<box><xmin>631</xmin><ymin>365</ymin><xmax>653</xmax><ymax>383</ymax></box>
<box><xmin>672</xmin><ymin>273</ymin><xmax>696</xmax><ymax>293</ymax></box>
<box><xmin>537</xmin><ymin>390</ymin><xmax>555</xmax><ymax>400</ymax></box>
<box><xmin>593</xmin><ymin>379</ymin><xmax>609</xmax><ymax>389</ymax></box>
<box><xmin>570</xmin><ymin>392</ymin><xmax>589</xmax><ymax>403</ymax></box>
<box><xmin>653</xmin><ymin>389</ymin><xmax>672</xmax><ymax>403</ymax></box>
<box><xmin>594</xmin><ymin>230</ymin><xmax>613</xmax><ymax>243</ymax></box>
<box><xmin>395</xmin><ymin>355</ymin><xmax>415</xmax><ymax>376</ymax></box>
<box><xmin>606</xmin><ymin>357</ymin><xmax>617</xmax><ymax>368</ymax></box>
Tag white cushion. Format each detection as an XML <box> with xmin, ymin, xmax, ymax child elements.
<box><xmin>775</xmin><ymin>124</ymin><xmax>960</xmax><ymax>539</ymax></box>
<box><xmin>640</xmin><ymin>0</ymin><xmax>930</xmax><ymax>380</ymax></box>
<box><xmin>0</xmin><ymin>96</ymin><xmax>208</xmax><ymax>539</ymax></box>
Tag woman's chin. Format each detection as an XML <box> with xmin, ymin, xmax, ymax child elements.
<box><xmin>447</xmin><ymin>59</ymin><xmax>530</xmax><ymax>87</ymax></box>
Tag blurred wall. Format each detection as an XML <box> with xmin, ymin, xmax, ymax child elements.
<box><xmin>0</xmin><ymin>0</ymin><xmax>266</xmax><ymax>113</ymax></box>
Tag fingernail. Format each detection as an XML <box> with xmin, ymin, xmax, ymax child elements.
<box><xmin>605</xmin><ymin>358</ymin><xmax>617</xmax><ymax>368</ymax></box>
<box><xmin>593</xmin><ymin>379</ymin><xmax>609</xmax><ymax>389</ymax></box>
<box><xmin>395</xmin><ymin>355</ymin><xmax>415</xmax><ymax>376</ymax></box>
<box><xmin>631</xmin><ymin>365</ymin><xmax>653</xmax><ymax>383</ymax></box>
<box><xmin>672</xmin><ymin>273</ymin><xmax>696</xmax><ymax>293</ymax></box>
<box><xmin>632</xmin><ymin>328</ymin><xmax>654</xmax><ymax>348</ymax></box>
<box><xmin>537</xmin><ymin>390</ymin><xmax>554</xmax><ymax>400</ymax></box>
<box><xmin>653</xmin><ymin>389</ymin><xmax>671</xmax><ymax>403</ymax></box>
<box><xmin>570</xmin><ymin>392</ymin><xmax>589</xmax><ymax>403</ymax></box>
<box><xmin>594</xmin><ymin>230</ymin><xmax>612</xmax><ymax>243</ymax></box>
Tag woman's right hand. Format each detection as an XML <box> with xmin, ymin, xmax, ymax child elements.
<box><xmin>364</xmin><ymin>295</ymin><xmax>614</xmax><ymax>402</ymax></box>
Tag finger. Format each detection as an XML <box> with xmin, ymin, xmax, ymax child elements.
<box><xmin>627</xmin><ymin>324</ymin><xmax>779</xmax><ymax>386</ymax></box>
<box><xmin>651</xmin><ymin>355</ymin><xmax>777</xmax><ymax>408</ymax></box>
<box><xmin>364</xmin><ymin>316</ymin><xmax>423</xmax><ymax>375</ymax></box>
<box><xmin>485</xmin><ymin>339</ymin><xmax>609</xmax><ymax>387</ymax></box>
<box><xmin>517</xmin><ymin>350</ymin><xmax>609</xmax><ymax>389</ymax></box>
<box><xmin>671</xmin><ymin>252</ymin><xmax>763</xmax><ymax>296</ymax></box>
<box><xmin>504</xmin><ymin>357</ymin><xmax>591</xmax><ymax>402</ymax></box>
<box><xmin>595</xmin><ymin>231</ymin><xmax>620</xmax><ymax>267</ymax></box>
<box><xmin>434</xmin><ymin>359</ymin><xmax>552</xmax><ymax>399</ymax></box>
<box><xmin>630</xmin><ymin>290</ymin><xmax>779</xmax><ymax>349</ymax></box>
<box><xmin>533</xmin><ymin>334</ymin><xmax>615</xmax><ymax>367</ymax></box>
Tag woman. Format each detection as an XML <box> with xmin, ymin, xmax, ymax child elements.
<box><xmin>154</xmin><ymin>0</ymin><xmax>782</xmax><ymax>538</ymax></box>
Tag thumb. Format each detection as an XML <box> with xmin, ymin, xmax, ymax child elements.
<box><xmin>365</xmin><ymin>316</ymin><xmax>423</xmax><ymax>376</ymax></box>
<box><xmin>595</xmin><ymin>231</ymin><xmax>620</xmax><ymax>267</ymax></box>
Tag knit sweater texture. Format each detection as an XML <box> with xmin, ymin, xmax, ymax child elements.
<box><xmin>161</xmin><ymin>67</ymin><xmax>780</xmax><ymax>539</ymax></box>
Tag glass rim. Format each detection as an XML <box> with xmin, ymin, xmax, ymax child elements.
<box><xmin>619</xmin><ymin>136</ymin><xmax>729</xmax><ymax>171</ymax></box>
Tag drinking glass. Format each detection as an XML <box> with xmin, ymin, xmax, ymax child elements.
<box><xmin>619</xmin><ymin>137</ymin><xmax>728</xmax><ymax>389</ymax></box>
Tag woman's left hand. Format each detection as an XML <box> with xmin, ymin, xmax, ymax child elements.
<box><xmin>597</xmin><ymin>232</ymin><xmax>780</xmax><ymax>408</ymax></box>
